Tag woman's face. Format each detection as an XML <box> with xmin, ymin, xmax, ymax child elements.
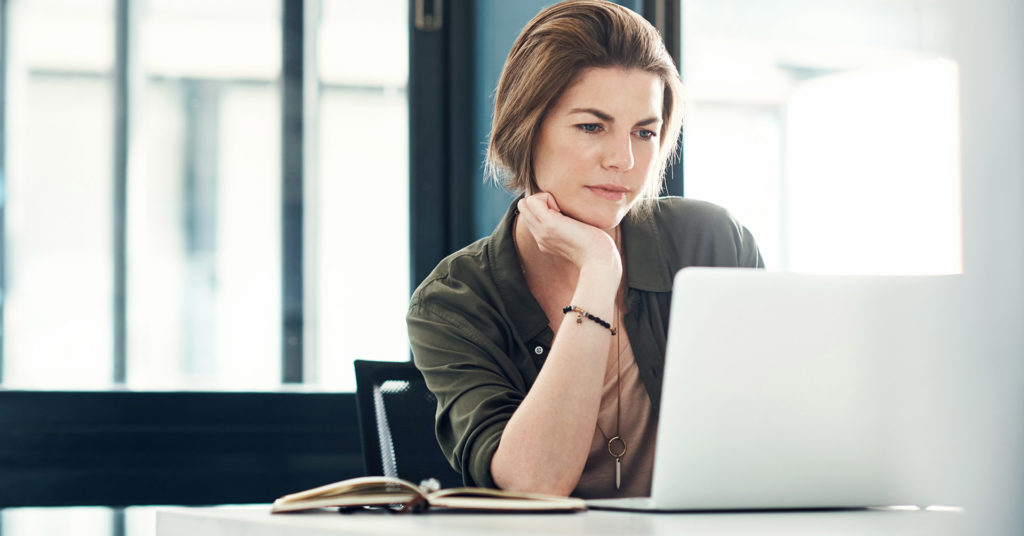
<box><xmin>532</xmin><ymin>67</ymin><xmax>664</xmax><ymax>230</ymax></box>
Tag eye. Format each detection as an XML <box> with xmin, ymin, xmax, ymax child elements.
<box><xmin>635</xmin><ymin>129</ymin><xmax>657</xmax><ymax>141</ymax></box>
<box><xmin>576</xmin><ymin>123</ymin><xmax>603</xmax><ymax>134</ymax></box>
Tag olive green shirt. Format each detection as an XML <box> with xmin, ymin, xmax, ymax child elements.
<box><xmin>407</xmin><ymin>197</ymin><xmax>764</xmax><ymax>488</ymax></box>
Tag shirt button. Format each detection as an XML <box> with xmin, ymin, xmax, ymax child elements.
<box><xmin>534</xmin><ymin>346</ymin><xmax>545</xmax><ymax>355</ymax></box>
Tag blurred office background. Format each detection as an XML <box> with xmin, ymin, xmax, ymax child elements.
<box><xmin>0</xmin><ymin>0</ymin><xmax>1020</xmax><ymax>534</ymax></box>
<box><xmin>3</xmin><ymin>0</ymin><xmax>410</xmax><ymax>392</ymax></box>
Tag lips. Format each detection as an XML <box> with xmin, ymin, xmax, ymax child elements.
<box><xmin>586</xmin><ymin>184</ymin><xmax>628</xmax><ymax>201</ymax></box>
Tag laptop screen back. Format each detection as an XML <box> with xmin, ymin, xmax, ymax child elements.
<box><xmin>649</xmin><ymin>268</ymin><xmax>959</xmax><ymax>509</ymax></box>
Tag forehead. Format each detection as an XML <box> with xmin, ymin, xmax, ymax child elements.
<box><xmin>552</xmin><ymin>67</ymin><xmax>664</xmax><ymax>119</ymax></box>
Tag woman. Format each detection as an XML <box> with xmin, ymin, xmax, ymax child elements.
<box><xmin>407</xmin><ymin>0</ymin><xmax>763</xmax><ymax>499</ymax></box>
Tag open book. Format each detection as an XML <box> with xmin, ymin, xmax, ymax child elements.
<box><xmin>271</xmin><ymin>476</ymin><xmax>587</xmax><ymax>514</ymax></box>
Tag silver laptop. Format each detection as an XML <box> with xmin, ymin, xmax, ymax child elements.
<box><xmin>588</xmin><ymin>268</ymin><xmax>960</xmax><ymax>511</ymax></box>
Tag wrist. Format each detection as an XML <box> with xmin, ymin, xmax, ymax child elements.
<box><xmin>577</xmin><ymin>256</ymin><xmax>622</xmax><ymax>286</ymax></box>
<box><xmin>571</xmin><ymin>264</ymin><xmax>622</xmax><ymax>320</ymax></box>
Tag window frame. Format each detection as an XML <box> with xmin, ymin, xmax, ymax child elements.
<box><xmin>0</xmin><ymin>0</ymin><xmax>683</xmax><ymax>513</ymax></box>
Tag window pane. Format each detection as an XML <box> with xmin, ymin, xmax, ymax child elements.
<box><xmin>124</xmin><ymin>506</ymin><xmax>158</xmax><ymax>536</ymax></box>
<box><xmin>0</xmin><ymin>507</ymin><xmax>156</xmax><ymax>536</ymax></box>
<box><xmin>1</xmin><ymin>507</ymin><xmax>112</xmax><ymax>536</ymax></box>
<box><xmin>3</xmin><ymin>0</ymin><xmax>114</xmax><ymax>387</ymax></box>
<box><xmin>681</xmin><ymin>0</ymin><xmax>961</xmax><ymax>275</ymax></box>
<box><xmin>127</xmin><ymin>0</ymin><xmax>281</xmax><ymax>388</ymax></box>
<box><xmin>315</xmin><ymin>0</ymin><xmax>409</xmax><ymax>389</ymax></box>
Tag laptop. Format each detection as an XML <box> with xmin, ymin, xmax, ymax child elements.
<box><xmin>588</xmin><ymin>267</ymin><xmax>960</xmax><ymax>511</ymax></box>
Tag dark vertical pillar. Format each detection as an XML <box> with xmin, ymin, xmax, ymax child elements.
<box><xmin>0</xmin><ymin>0</ymin><xmax>9</xmax><ymax>383</ymax></box>
<box><xmin>112</xmin><ymin>0</ymin><xmax>131</xmax><ymax>383</ymax></box>
<box><xmin>111</xmin><ymin>508</ymin><xmax>125</xmax><ymax>536</ymax></box>
<box><xmin>642</xmin><ymin>0</ymin><xmax>684</xmax><ymax>197</ymax></box>
<box><xmin>281</xmin><ymin>0</ymin><xmax>305</xmax><ymax>383</ymax></box>
<box><xmin>409</xmin><ymin>0</ymin><xmax>476</xmax><ymax>290</ymax></box>
<box><xmin>409</xmin><ymin>0</ymin><xmax>447</xmax><ymax>290</ymax></box>
<box><xmin>447</xmin><ymin>2</ymin><xmax>475</xmax><ymax>248</ymax></box>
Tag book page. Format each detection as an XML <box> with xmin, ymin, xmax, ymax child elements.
<box><xmin>271</xmin><ymin>477</ymin><xmax>586</xmax><ymax>513</ymax></box>
<box><xmin>271</xmin><ymin>493</ymin><xmax>420</xmax><ymax>513</ymax></box>
<box><xmin>427</xmin><ymin>488</ymin><xmax>586</xmax><ymax>511</ymax></box>
<box><xmin>275</xmin><ymin>476</ymin><xmax>422</xmax><ymax>504</ymax></box>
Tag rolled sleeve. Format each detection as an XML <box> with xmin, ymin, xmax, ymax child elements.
<box><xmin>407</xmin><ymin>298</ymin><xmax>526</xmax><ymax>488</ymax></box>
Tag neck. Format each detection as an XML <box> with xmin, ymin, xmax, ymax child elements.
<box><xmin>513</xmin><ymin>221</ymin><xmax>569</xmax><ymax>281</ymax></box>
<box><xmin>513</xmin><ymin>215</ymin><xmax>624</xmax><ymax>290</ymax></box>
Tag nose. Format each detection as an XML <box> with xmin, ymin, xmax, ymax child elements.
<box><xmin>601</xmin><ymin>131</ymin><xmax>635</xmax><ymax>171</ymax></box>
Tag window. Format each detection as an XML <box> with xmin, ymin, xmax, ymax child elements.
<box><xmin>129</xmin><ymin>0</ymin><xmax>282</xmax><ymax>389</ymax></box>
<box><xmin>314</xmin><ymin>0</ymin><xmax>409</xmax><ymax>390</ymax></box>
<box><xmin>1</xmin><ymin>0</ymin><xmax>409</xmax><ymax>533</ymax></box>
<box><xmin>681</xmin><ymin>0</ymin><xmax>961</xmax><ymax>275</ymax></box>
<box><xmin>5</xmin><ymin>0</ymin><xmax>115</xmax><ymax>387</ymax></box>
<box><xmin>2</xmin><ymin>0</ymin><xmax>410</xmax><ymax>391</ymax></box>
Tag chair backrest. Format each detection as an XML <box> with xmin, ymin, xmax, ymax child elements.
<box><xmin>0</xmin><ymin>390</ymin><xmax>363</xmax><ymax>507</ymax></box>
<box><xmin>353</xmin><ymin>360</ymin><xmax>462</xmax><ymax>488</ymax></box>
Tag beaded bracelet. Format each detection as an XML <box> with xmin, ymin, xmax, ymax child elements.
<box><xmin>562</xmin><ymin>305</ymin><xmax>617</xmax><ymax>335</ymax></box>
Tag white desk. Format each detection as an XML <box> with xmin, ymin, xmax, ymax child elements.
<box><xmin>157</xmin><ymin>505</ymin><xmax>964</xmax><ymax>536</ymax></box>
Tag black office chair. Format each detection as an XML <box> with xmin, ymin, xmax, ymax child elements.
<box><xmin>353</xmin><ymin>360</ymin><xmax>463</xmax><ymax>488</ymax></box>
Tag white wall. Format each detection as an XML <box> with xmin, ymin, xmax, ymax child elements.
<box><xmin>950</xmin><ymin>0</ymin><xmax>1024</xmax><ymax>532</ymax></box>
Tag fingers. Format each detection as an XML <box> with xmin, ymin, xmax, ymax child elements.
<box><xmin>516</xmin><ymin>193</ymin><xmax>621</xmax><ymax>274</ymax></box>
<box><xmin>519</xmin><ymin>194</ymin><xmax>566</xmax><ymax>239</ymax></box>
<box><xmin>519</xmin><ymin>193</ymin><xmax>557</xmax><ymax>216</ymax></box>
<box><xmin>516</xmin><ymin>198</ymin><xmax>541</xmax><ymax>235</ymax></box>
<box><xmin>518</xmin><ymin>193</ymin><xmax>595</xmax><ymax>262</ymax></box>
<box><xmin>543</xmin><ymin>193</ymin><xmax>561</xmax><ymax>213</ymax></box>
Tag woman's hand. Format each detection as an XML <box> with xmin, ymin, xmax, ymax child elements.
<box><xmin>492</xmin><ymin>192</ymin><xmax>626</xmax><ymax>495</ymax></box>
<box><xmin>516</xmin><ymin>193</ymin><xmax>621</xmax><ymax>273</ymax></box>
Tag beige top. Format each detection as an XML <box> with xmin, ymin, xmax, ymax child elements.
<box><xmin>572</xmin><ymin>336</ymin><xmax>657</xmax><ymax>499</ymax></box>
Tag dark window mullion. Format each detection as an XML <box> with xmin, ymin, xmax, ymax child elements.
<box><xmin>409</xmin><ymin>0</ymin><xmax>477</xmax><ymax>290</ymax></box>
<box><xmin>447</xmin><ymin>2</ymin><xmax>475</xmax><ymax>247</ymax></box>
<box><xmin>281</xmin><ymin>0</ymin><xmax>305</xmax><ymax>383</ymax></box>
<box><xmin>0</xmin><ymin>0</ymin><xmax>9</xmax><ymax>383</ymax></box>
<box><xmin>113</xmin><ymin>0</ymin><xmax>131</xmax><ymax>383</ymax></box>
<box><xmin>111</xmin><ymin>507</ymin><xmax>125</xmax><ymax>536</ymax></box>
<box><xmin>409</xmin><ymin>1</ymin><xmax>449</xmax><ymax>291</ymax></box>
<box><xmin>642</xmin><ymin>0</ymin><xmax>684</xmax><ymax>197</ymax></box>
<box><xmin>643</xmin><ymin>0</ymin><xmax>680</xmax><ymax>66</ymax></box>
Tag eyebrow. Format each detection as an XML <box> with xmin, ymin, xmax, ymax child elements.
<box><xmin>568</xmin><ymin>107</ymin><xmax>661</xmax><ymax>127</ymax></box>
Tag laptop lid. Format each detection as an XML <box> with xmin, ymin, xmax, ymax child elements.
<box><xmin>642</xmin><ymin>268</ymin><xmax>958</xmax><ymax>510</ymax></box>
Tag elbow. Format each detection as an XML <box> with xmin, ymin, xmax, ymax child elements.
<box><xmin>490</xmin><ymin>453</ymin><xmax>579</xmax><ymax>497</ymax></box>
<box><xmin>494</xmin><ymin>473</ymin><xmax>576</xmax><ymax>497</ymax></box>
<box><xmin>511</xmin><ymin>480</ymin><xmax>576</xmax><ymax>498</ymax></box>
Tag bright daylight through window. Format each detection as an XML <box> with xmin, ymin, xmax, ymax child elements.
<box><xmin>681</xmin><ymin>0</ymin><xmax>961</xmax><ymax>275</ymax></box>
<box><xmin>3</xmin><ymin>0</ymin><xmax>410</xmax><ymax>391</ymax></box>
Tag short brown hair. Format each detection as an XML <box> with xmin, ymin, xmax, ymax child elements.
<box><xmin>485</xmin><ymin>0</ymin><xmax>684</xmax><ymax>208</ymax></box>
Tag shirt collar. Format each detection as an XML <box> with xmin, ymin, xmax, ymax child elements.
<box><xmin>487</xmin><ymin>198</ymin><xmax>550</xmax><ymax>342</ymax></box>
<box><xmin>621</xmin><ymin>207</ymin><xmax>674</xmax><ymax>293</ymax></box>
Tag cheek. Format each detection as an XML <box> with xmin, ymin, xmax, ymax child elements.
<box><xmin>636</xmin><ymin>143</ymin><xmax>660</xmax><ymax>172</ymax></box>
<box><xmin>533</xmin><ymin>144</ymin><xmax>560</xmax><ymax>187</ymax></box>
<box><xmin>559</xmin><ymin>137</ymin><xmax>604</xmax><ymax>170</ymax></box>
<box><xmin>536</xmin><ymin>135</ymin><xmax>592</xmax><ymax>182</ymax></box>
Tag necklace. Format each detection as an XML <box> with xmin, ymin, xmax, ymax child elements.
<box><xmin>595</xmin><ymin>226</ymin><xmax>626</xmax><ymax>490</ymax></box>
<box><xmin>595</xmin><ymin>301</ymin><xmax>626</xmax><ymax>490</ymax></box>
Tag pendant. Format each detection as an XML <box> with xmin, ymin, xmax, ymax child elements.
<box><xmin>607</xmin><ymin>436</ymin><xmax>627</xmax><ymax>490</ymax></box>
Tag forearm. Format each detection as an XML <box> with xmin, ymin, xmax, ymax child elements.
<box><xmin>490</xmin><ymin>264</ymin><xmax>620</xmax><ymax>495</ymax></box>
